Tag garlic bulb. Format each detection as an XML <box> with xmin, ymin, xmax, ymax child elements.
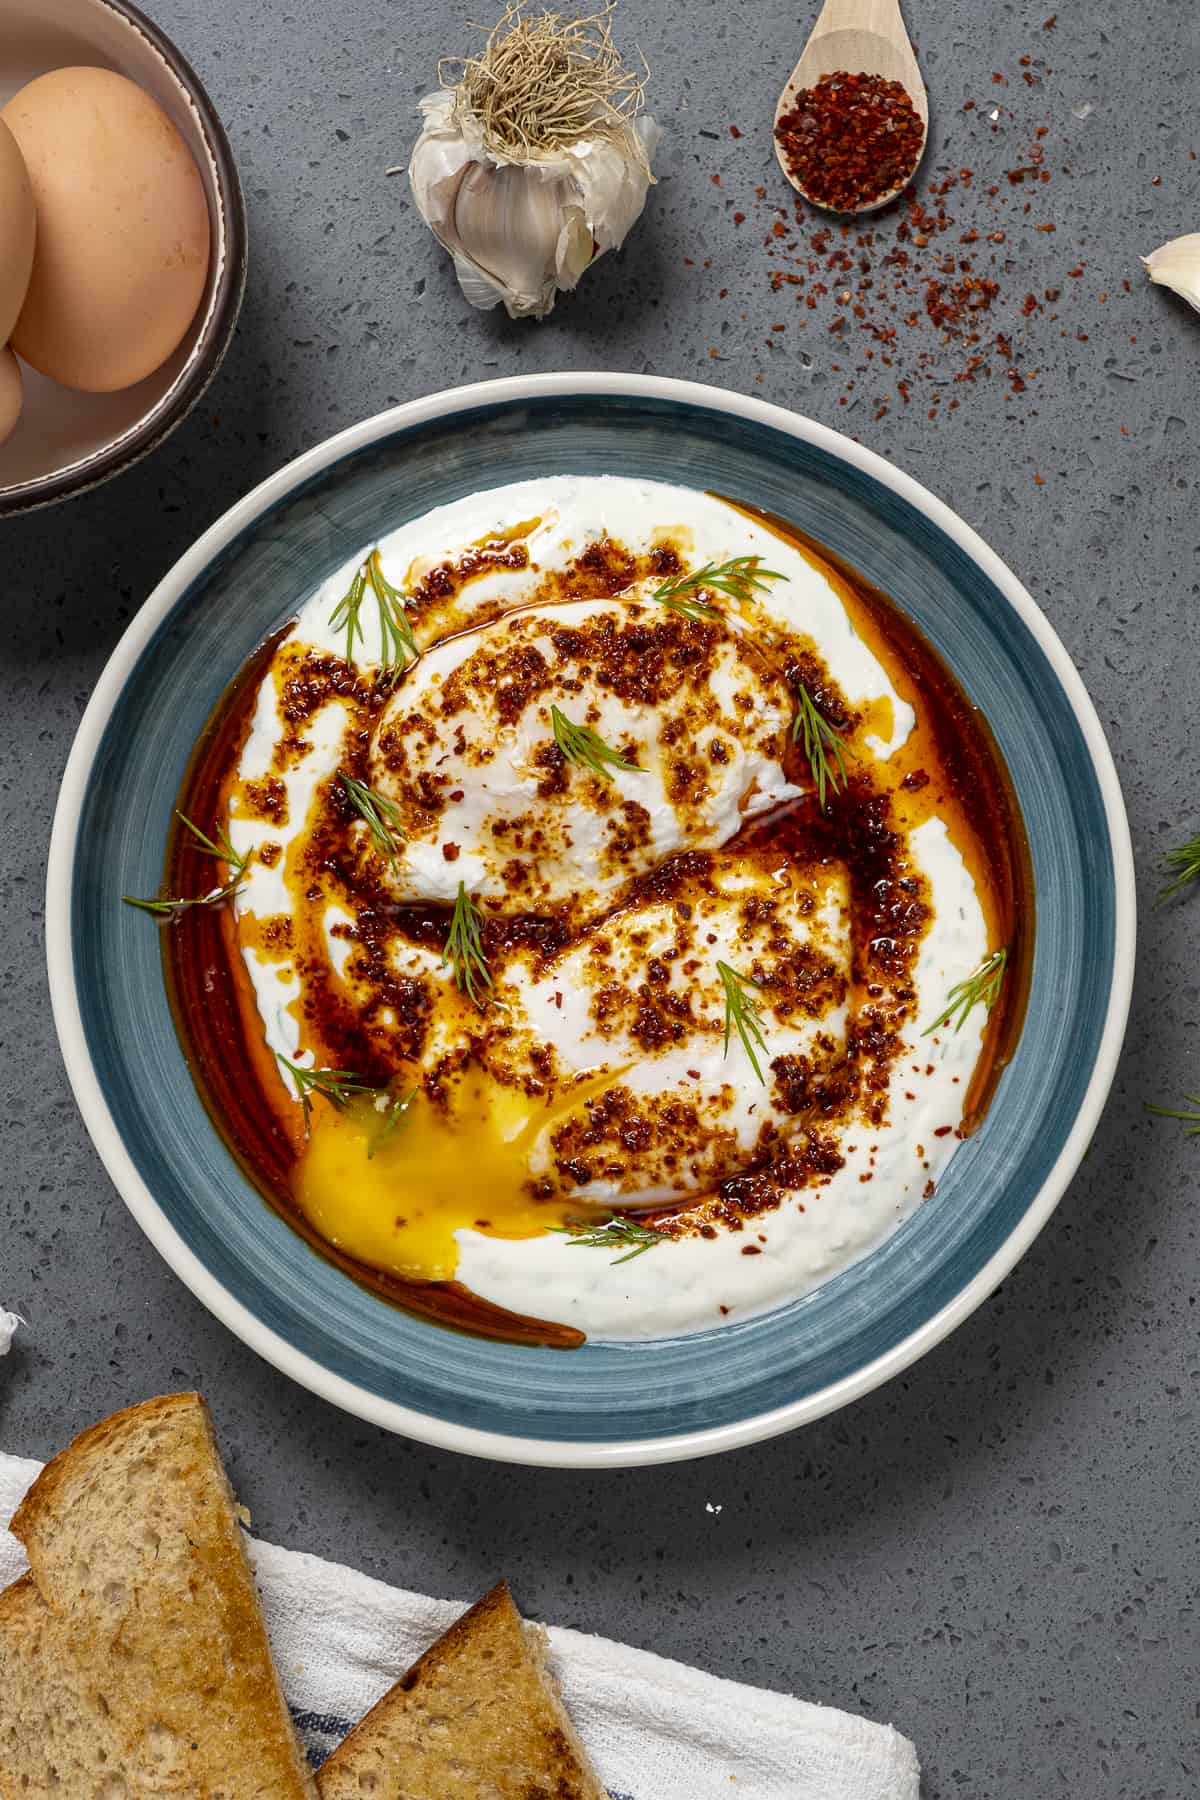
<box><xmin>410</xmin><ymin>88</ymin><xmax>659</xmax><ymax>320</ymax></box>
<box><xmin>1142</xmin><ymin>234</ymin><xmax>1200</xmax><ymax>314</ymax></box>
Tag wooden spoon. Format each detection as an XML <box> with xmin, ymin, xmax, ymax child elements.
<box><xmin>774</xmin><ymin>0</ymin><xmax>929</xmax><ymax>214</ymax></box>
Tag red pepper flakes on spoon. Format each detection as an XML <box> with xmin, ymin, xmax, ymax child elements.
<box><xmin>775</xmin><ymin>70</ymin><xmax>925</xmax><ymax>213</ymax></box>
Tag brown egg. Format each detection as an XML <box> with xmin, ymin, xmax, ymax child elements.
<box><xmin>0</xmin><ymin>119</ymin><xmax>36</xmax><ymax>346</ymax></box>
<box><xmin>2</xmin><ymin>67</ymin><xmax>211</xmax><ymax>394</ymax></box>
<box><xmin>0</xmin><ymin>347</ymin><xmax>22</xmax><ymax>446</ymax></box>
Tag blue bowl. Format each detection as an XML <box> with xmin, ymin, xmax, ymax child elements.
<box><xmin>46</xmin><ymin>376</ymin><xmax>1135</xmax><ymax>1467</ymax></box>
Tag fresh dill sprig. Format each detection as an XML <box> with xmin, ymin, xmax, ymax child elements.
<box><xmin>368</xmin><ymin>1087</ymin><xmax>418</xmax><ymax>1159</ymax></box>
<box><xmin>549</xmin><ymin>705</ymin><xmax>641</xmax><ymax>782</ymax></box>
<box><xmin>329</xmin><ymin>563</ymin><xmax>368</xmax><ymax>667</ymax></box>
<box><xmin>442</xmin><ymin>880</ymin><xmax>493</xmax><ymax>1010</ymax></box>
<box><xmin>922</xmin><ymin>947</ymin><xmax>1008</xmax><ymax>1037</ymax></box>
<box><xmin>328</xmin><ymin>547</ymin><xmax>418</xmax><ymax>683</ymax></box>
<box><xmin>650</xmin><ymin>555</ymin><xmax>785</xmax><ymax>622</ymax></box>
<box><xmin>716</xmin><ymin>959</ymin><xmax>768</xmax><ymax>1085</ymax></box>
<box><xmin>122</xmin><ymin>811</ymin><xmax>253</xmax><ymax>916</ymax></box>
<box><xmin>275</xmin><ymin>1051</ymin><xmax>382</xmax><ymax>1131</ymax></box>
<box><xmin>552</xmin><ymin>1213</ymin><xmax>672</xmax><ymax>1265</ymax></box>
<box><xmin>791</xmin><ymin>684</ymin><xmax>851</xmax><ymax>812</ymax></box>
<box><xmin>1159</xmin><ymin>832</ymin><xmax>1200</xmax><ymax>903</ymax></box>
<box><xmin>1145</xmin><ymin>1095</ymin><xmax>1200</xmax><ymax>1133</ymax></box>
<box><xmin>337</xmin><ymin>770</ymin><xmax>406</xmax><ymax>867</ymax></box>
<box><xmin>367</xmin><ymin>547</ymin><xmax>419</xmax><ymax>679</ymax></box>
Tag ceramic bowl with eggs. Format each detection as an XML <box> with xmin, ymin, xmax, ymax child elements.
<box><xmin>46</xmin><ymin>374</ymin><xmax>1135</xmax><ymax>1468</ymax></box>
<box><xmin>0</xmin><ymin>0</ymin><xmax>245</xmax><ymax>517</ymax></box>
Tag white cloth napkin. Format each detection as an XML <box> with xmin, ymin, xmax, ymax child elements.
<box><xmin>0</xmin><ymin>1448</ymin><xmax>919</xmax><ymax>1799</ymax></box>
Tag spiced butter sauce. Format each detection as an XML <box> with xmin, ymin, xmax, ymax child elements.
<box><xmin>160</xmin><ymin>500</ymin><xmax>1032</xmax><ymax>1351</ymax></box>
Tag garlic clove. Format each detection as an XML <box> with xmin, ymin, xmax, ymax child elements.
<box><xmin>1142</xmin><ymin>233</ymin><xmax>1200</xmax><ymax>314</ymax></box>
<box><xmin>451</xmin><ymin>161</ymin><xmax>581</xmax><ymax>318</ymax></box>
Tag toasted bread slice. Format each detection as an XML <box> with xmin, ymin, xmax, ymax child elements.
<box><xmin>0</xmin><ymin>1391</ymin><xmax>316</xmax><ymax>1798</ymax></box>
<box><xmin>317</xmin><ymin>1579</ymin><xmax>605</xmax><ymax>1800</ymax></box>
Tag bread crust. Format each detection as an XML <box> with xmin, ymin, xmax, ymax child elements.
<box><xmin>10</xmin><ymin>1391</ymin><xmax>205</xmax><ymax>1551</ymax></box>
<box><xmin>0</xmin><ymin>1391</ymin><xmax>317</xmax><ymax>1799</ymax></box>
<box><xmin>317</xmin><ymin>1579</ymin><xmax>606</xmax><ymax>1800</ymax></box>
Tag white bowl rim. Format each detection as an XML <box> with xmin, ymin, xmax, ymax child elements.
<box><xmin>45</xmin><ymin>372</ymin><xmax>1137</xmax><ymax>1469</ymax></box>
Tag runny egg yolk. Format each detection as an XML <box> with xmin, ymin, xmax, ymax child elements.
<box><xmin>292</xmin><ymin>1069</ymin><xmax>614</xmax><ymax>1283</ymax></box>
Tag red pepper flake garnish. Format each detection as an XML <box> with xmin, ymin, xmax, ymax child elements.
<box><xmin>751</xmin><ymin>94</ymin><xmax>1075</xmax><ymax>423</ymax></box>
<box><xmin>729</xmin><ymin>124</ymin><xmax>742</xmax><ymax>138</ymax></box>
<box><xmin>733</xmin><ymin>211</ymin><xmax>746</xmax><ymax>224</ymax></box>
<box><xmin>774</xmin><ymin>70</ymin><xmax>925</xmax><ymax>212</ymax></box>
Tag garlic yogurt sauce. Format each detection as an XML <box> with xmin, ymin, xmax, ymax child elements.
<box><xmin>214</xmin><ymin>475</ymin><xmax>1019</xmax><ymax>1344</ymax></box>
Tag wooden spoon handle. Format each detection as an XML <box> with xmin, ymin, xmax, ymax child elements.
<box><xmin>810</xmin><ymin>0</ymin><xmax>906</xmax><ymax>39</ymax></box>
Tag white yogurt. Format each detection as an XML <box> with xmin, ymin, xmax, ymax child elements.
<box><xmin>226</xmin><ymin>477</ymin><xmax>989</xmax><ymax>1340</ymax></box>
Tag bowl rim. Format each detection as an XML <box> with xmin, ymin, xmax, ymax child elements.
<box><xmin>0</xmin><ymin>0</ymin><xmax>248</xmax><ymax>519</ymax></box>
<box><xmin>45</xmin><ymin>372</ymin><xmax>1137</xmax><ymax>1468</ymax></box>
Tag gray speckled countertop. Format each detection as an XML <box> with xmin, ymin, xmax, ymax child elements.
<box><xmin>2</xmin><ymin>3</ymin><xmax>1199</xmax><ymax>1795</ymax></box>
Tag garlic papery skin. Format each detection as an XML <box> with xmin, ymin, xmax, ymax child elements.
<box><xmin>452</xmin><ymin>162</ymin><xmax>591</xmax><ymax>317</ymax></box>
<box><xmin>1142</xmin><ymin>234</ymin><xmax>1200</xmax><ymax>314</ymax></box>
<box><xmin>409</xmin><ymin>90</ymin><xmax>660</xmax><ymax>320</ymax></box>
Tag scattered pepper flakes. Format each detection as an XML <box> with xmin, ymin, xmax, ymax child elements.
<box><xmin>746</xmin><ymin>95</ymin><xmax>1082</xmax><ymax>419</ymax></box>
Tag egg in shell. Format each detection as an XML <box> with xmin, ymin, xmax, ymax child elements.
<box><xmin>0</xmin><ymin>117</ymin><xmax>35</xmax><ymax>347</ymax></box>
<box><xmin>1</xmin><ymin>67</ymin><xmax>210</xmax><ymax>394</ymax></box>
<box><xmin>0</xmin><ymin>348</ymin><xmax>22</xmax><ymax>447</ymax></box>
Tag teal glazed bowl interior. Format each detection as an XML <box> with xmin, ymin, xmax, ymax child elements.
<box><xmin>47</xmin><ymin>375</ymin><xmax>1135</xmax><ymax>1467</ymax></box>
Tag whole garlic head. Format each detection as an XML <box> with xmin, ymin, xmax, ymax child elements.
<box><xmin>1142</xmin><ymin>234</ymin><xmax>1200</xmax><ymax>314</ymax></box>
<box><xmin>409</xmin><ymin>90</ymin><xmax>660</xmax><ymax>320</ymax></box>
